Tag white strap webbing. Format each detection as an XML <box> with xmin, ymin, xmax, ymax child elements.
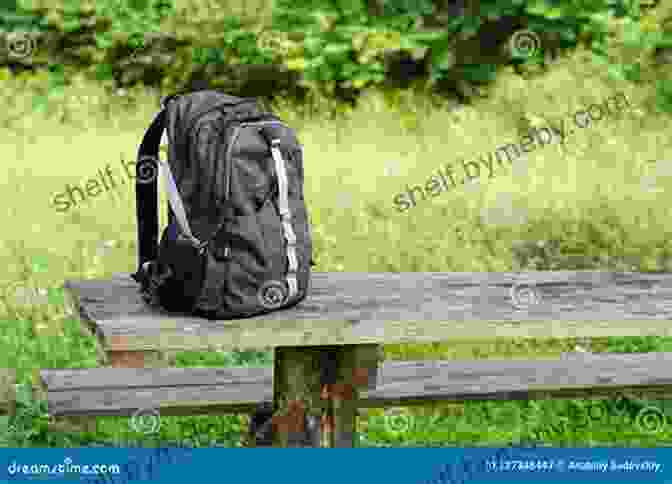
<box><xmin>269</xmin><ymin>139</ymin><xmax>299</xmax><ymax>298</ymax></box>
<box><xmin>157</xmin><ymin>126</ymin><xmax>201</xmax><ymax>248</ymax></box>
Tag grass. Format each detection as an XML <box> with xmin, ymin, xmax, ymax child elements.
<box><xmin>1</xmin><ymin>42</ymin><xmax>672</xmax><ymax>447</ymax></box>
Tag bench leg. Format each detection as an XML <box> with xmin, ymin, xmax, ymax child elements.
<box><xmin>324</xmin><ymin>345</ymin><xmax>380</xmax><ymax>448</ymax></box>
<box><xmin>271</xmin><ymin>347</ymin><xmax>326</xmax><ymax>447</ymax></box>
<box><xmin>270</xmin><ymin>345</ymin><xmax>380</xmax><ymax>448</ymax></box>
<box><xmin>49</xmin><ymin>416</ymin><xmax>97</xmax><ymax>434</ymax></box>
<box><xmin>106</xmin><ymin>350</ymin><xmax>164</xmax><ymax>368</ymax></box>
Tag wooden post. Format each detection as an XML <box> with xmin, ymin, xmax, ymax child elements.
<box><xmin>324</xmin><ymin>345</ymin><xmax>381</xmax><ymax>448</ymax></box>
<box><xmin>273</xmin><ymin>344</ymin><xmax>381</xmax><ymax>447</ymax></box>
<box><xmin>106</xmin><ymin>350</ymin><xmax>164</xmax><ymax>368</ymax></box>
<box><xmin>105</xmin><ymin>335</ymin><xmax>166</xmax><ymax>368</ymax></box>
<box><xmin>270</xmin><ymin>345</ymin><xmax>380</xmax><ymax>447</ymax></box>
<box><xmin>271</xmin><ymin>347</ymin><xmax>327</xmax><ymax>447</ymax></box>
<box><xmin>49</xmin><ymin>416</ymin><xmax>98</xmax><ymax>434</ymax></box>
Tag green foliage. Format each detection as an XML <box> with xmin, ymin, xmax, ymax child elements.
<box><xmin>94</xmin><ymin>0</ymin><xmax>174</xmax><ymax>52</ymax></box>
<box><xmin>271</xmin><ymin>0</ymin><xmax>456</xmax><ymax>87</ymax></box>
<box><xmin>220</xmin><ymin>17</ymin><xmax>275</xmax><ymax>64</ymax></box>
<box><xmin>0</xmin><ymin>0</ymin><xmax>669</xmax><ymax>119</ymax></box>
<box><xmin>31</xmin><ymin>65</ymin><xmax>68</xmax><ymax>115</ymax></box>
<box><xmin>382</xmin><ymin>0</ymin><xmax>433</xmax><ymax>17</ymax></box>
<box><xmin>655</xmin><ymin>79</ymin><xmax>672</xmax><ymax>114</ymax></box>
<box><xmin>3</xmin><ymin>0</ymin><xmax>670</xmax><ymax>104</ymax></box>
<box><xmin>0</xmin><ymin>0</ymin><xmax>43</xmax><ymax>32</ymax></box>
<box><xmin>268</xmin><ymin>0</ymin><xmax>667</xmax><ymax>91</ymax></box>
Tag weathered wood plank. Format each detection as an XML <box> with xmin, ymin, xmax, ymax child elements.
<box><xmin>39</xmin><ymin>366</ymin><xmax>273</xmax><ymax>417</ymax></box>
<box><xmin>39</xmin><ymin>352</ymin><xmax>672</xmax><ymax>418</ymax></box>
<box><xmin>63</xmin><ymin>272</ymin><xmax>672</xmax><ymax>353</ymax></box>
<box><xmin>0</xmin><ymin>368</ymin><xmax>15</xmax><ymax>416</ymax></box>
<box><xmin>362</xmin><ymin>352</ymin><xmax>672</xmax><ymax>406</ymax></box>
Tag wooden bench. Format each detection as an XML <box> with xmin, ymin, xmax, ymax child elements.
<box><xmin>36</xmin><ymin>272</ymin><xmax>672</xmax><ymax>446</ymax></box>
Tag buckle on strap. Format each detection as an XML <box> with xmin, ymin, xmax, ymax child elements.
<box><xmin>192</xmin><ymin>239</ymin><xmax>209</xmax><ymax>255</ymax></box>
<box><xmin>177</xmin><ymin>233</ymin><xmax>209</xmax><ymax>254</ymax></box>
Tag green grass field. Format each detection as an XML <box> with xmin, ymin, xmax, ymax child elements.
<box><xmin>1</xmin><ymin>43</ymin><xmax>672</xmax><ymax>447</ymax></box>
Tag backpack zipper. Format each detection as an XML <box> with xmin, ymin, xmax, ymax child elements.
<box><xmin>222</xmin><ymin>120</ymin><xmax>287</xmax><ymax>260</ymax></box>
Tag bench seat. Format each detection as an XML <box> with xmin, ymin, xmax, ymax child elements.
<box><xmin>64</xmin><ymin>272</ymin><xmax>672</xmax><ymax>359</ymax></box>
<box><xmin>39</xmin><ymin>352</ymin><xmax>672</xmax><ymax>418</ymax></box>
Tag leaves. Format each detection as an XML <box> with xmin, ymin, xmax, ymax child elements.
<box><xmin>429</xmin><ymin>38</ymin><xmax>455</xmax><ymax>72</ymax></box>
<box><xmin>335</xmin><ymin>0</ymin><xmax>365</xmax><ymax>18</ymax></box>
<box><xmin>323</xmin><ymin>42</ymin><xmax>352</xmax><ymax>63</ymax></box>
<box><xmin>382</xmin><ymin>0</ymin><xmax>433</xmax><ymax>17</ymax></box>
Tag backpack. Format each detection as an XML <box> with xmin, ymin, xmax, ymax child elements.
<box><xmin>131</xmin><ymin>90</ymin><xmax>313</xmax><ymax>319</ymax></box>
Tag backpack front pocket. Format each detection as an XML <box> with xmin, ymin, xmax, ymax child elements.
<box><xmin>155</xmin><ymin>221</ymin><xmax>207</xmax><ymax>312</ymax></box>
<box><xmin>197</xmin><ymin>213</ymin><xmax>274</xmax><ymax>316</ymax></box>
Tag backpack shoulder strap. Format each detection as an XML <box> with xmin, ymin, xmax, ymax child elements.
<box><xmin>133</xmin><ymin>107</ymin><xmax>165</xmax><ymax>282</ymax></box>
<box><xmin>133</xmin><ymin>104</ymin><xmax>207</xmax><ymax>286</ymax></box>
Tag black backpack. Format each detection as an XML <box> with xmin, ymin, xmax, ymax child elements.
<box><xmin>131</xmin><ymin>90</ymin><xmax>313</xmax><ymax>319</ymax></box>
